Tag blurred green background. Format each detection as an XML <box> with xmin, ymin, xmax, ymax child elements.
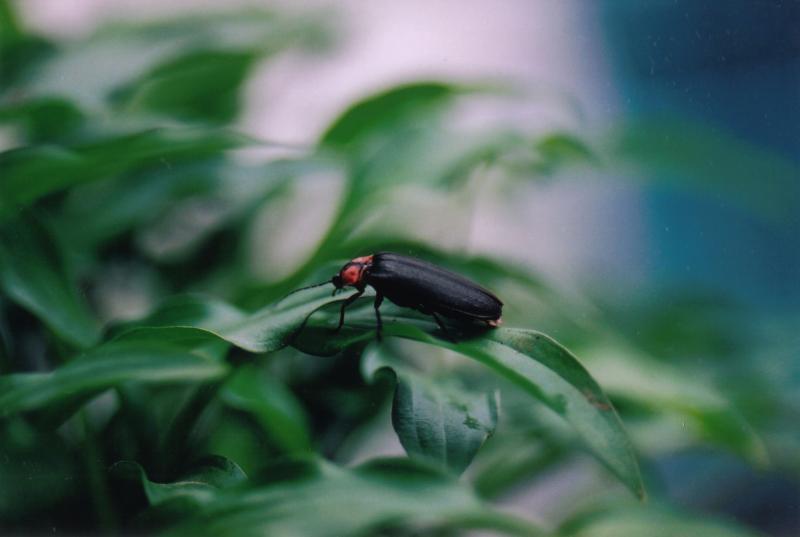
<box><xmin>1</xmin><ymin>1</ymin><xmax>798</xmax><ymax>536</ymax></box>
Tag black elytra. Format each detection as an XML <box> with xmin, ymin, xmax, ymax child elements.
<box><xmin>328</xmin><ymin>252</ymin><xmax>503</xmax><ymax>339</ymax></box>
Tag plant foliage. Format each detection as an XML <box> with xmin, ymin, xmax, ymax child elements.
<box><xmin>1</xmin><ymin>2</ymin><xmax>793</xmax><ymax>536</ymax></box>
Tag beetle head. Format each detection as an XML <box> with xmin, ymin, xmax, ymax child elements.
<box><xmin>333</xmin><ymin>255</ymin><xmax>373</xmax><ymax>289</ymax></box>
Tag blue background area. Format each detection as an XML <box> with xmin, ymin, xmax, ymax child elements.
<box><xmin>601</xmin><ymin>0</ymin><xmax>800</xmax><ymax>309</ymax></box>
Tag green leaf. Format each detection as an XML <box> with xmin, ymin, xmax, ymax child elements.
<box><xmin>391</xmin><ymin>324</ymin><xmax>644</xmax><ymax>499</ymax></box>
<box><xmin>58</xmin><ymin>161</ymin><xmax>222</xmax><ymax>248</ymax></box>
<box><xmin>132</xmin><ymin>294</ymin><xmax>247</xmax><ymax>330</ymax></box>
<box><xmin>320</xmin><ymin>82</ymin><xmax>461</xmax><ymax>151</ymax></box>
<box><xmin>0</xmin><ymin>127</ymin><xmax>248</xmax><ymax>218</ymax></box>
<box><xmin>531</xmin><ymin>132</ymin><xmax>596</xmax><ymax>175</ymax></box>
<box><xmin>166</xmin><ymin>457</ymin><xmax>543</xmax><ymax>537</ymax></box>
<box><xmin>291</xmin><ymin>305</ymin><xmax>644</xmax><ymax>499</ymax></box>
<box><xmin>0</xmin><ymin>97</ymin><xmax>85</xmax><ymax>142</ymax></box>
<box><xmin>123</xmin><ymin>292</ymin><xmax>644</xmax><ymax>498</ymax></box>
<box><xmin>560</xmin><ymin>505</ymin><xmax>765</xmax><ymax>537</ymax></box>
<box><xmin>0</xmin><ymin>214</ymin><xmax>100</xmax><ymax>348</ymax></box>
<box><xmin>0</xmin><ymin>8</ymin><xmax>53</xmax><ymax>90</ymax></box>
<box><xmin>0</xmin><ymin>419</ymin><xmax>80</xmax><ymax>519</ymax></box>
<box><xmin>116</xmin><ymin>289</ymin><xmax>351</xmax><ymax>355</ymax></box>
<box><xmin>0</xmin><ymin>340</ymin><xmax>227</xmax><ymax>416</ymax></box>
<box><xmin>214</xmin><ymin>290</ymin><xmax>353</xmax><ymax>353</ymax></box>
<box><xmin>112</xmin><ymin>456</ymin><xmax>246</xmax><ymax>507</ymax></box>
<box><xmin>111</xmin><ymin>49</ymin><xmax>258</xmax><ymax>123</ymax></box>
<box><xmin>362</xmin><ymin>342</ymin><xmax>498</xmax><ymax>475</ymax></box>
<box><xmin>221</xmin><ymin>365</ymin><xmax>312</xmax><ymax>454</ymax></box>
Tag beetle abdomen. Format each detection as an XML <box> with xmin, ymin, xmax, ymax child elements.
<box><xmin>366</xmin><ymin>252</ymin><xmax>502</xmax><ymax>321</ymax></box>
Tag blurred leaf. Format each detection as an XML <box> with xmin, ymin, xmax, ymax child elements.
<box><xmin>166</xmin><ymin>457</ymin><xmax>543</xmax><ymax>537</ymax></box>
<box><xmin>560</xmin><ymin>505</ymin><xmax>764</xmax><ymax>537</ymax></box>
<box><xmin>0</xmin><ymin>0</ymin><xmax>54</xmax><ymax>90</ymax></box>
<box><xmin>0</xmin><ymin>127</ymin><xmax>248</xmax><ymax>219</ymax></box>
<box><xmin>0</xmin><ymin>214</ymin><xmax>100</xmax><ymax>348</ymax></box>
<box><xmin>222</xmin><ymin>365</ymin><xmax>312</xmax><ymax>454</ymax></box>
<box><xmin>471</xmin><ymin>431</ymin><xmax>566</xmax><ymax>499</ymax></box>
<box><xmin>363</xmin><ymin>342</ymin><xmax>498</xmax><ymax>475</ymax></box>
<box><xmin>583</xmin><ymin>342</ymin><xmax>768</xmax><ymax>465</ymax></box>
<box><xmin>0</xmin><ymin>419</ymin><xmax>79</xmax><ymax>520</ymax></box>
<box><xmin>0</xmin><ymin>340</ymin><xmax>227</xmax><ymax>416</ymax></box>
<box><xmin>320</xmin><ymin>82</ymin><xmax>461</xmax><ymax>152</ymax></box>
<box><xmin>134</xmin><ymin>294</ymin><xmax>246</xmax><ymax>329</ymax></box>
<box><xmin>112</xmin><ymin>455</ymin><xmax>246</xmax><ymax>507</ymax></box>
<box><xmin>0</xmin><ymin>97</ymin><xmax>85</xmax><ymax>142</ymax></box>
<box><xmin>531</xmin><ymin>132</ymin><xmax>597</xmax><ymax>175</ymax></box>
<box><xmin>111</xmin><ymin>49</ymin><xmax>258</xmax><ymax>123</ymax></box>
<box><xmin>58</xmin><ymin>161</ymin><xmax>221</xmax><ymax>248</ymax></box>
<box><xmin>610</xmin><ymin>119</ymin><xmax>799</xmax><ymax>219</ymax></box>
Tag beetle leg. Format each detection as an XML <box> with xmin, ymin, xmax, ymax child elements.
<box><xmin>431</xmin><ymin>312</ymin><xmax>456</xmax><ymax>342</ymax></box>
<box><xmin>373</xmin><ymin>293</ymin><xmax>384</xmax><ymax>340</ymax></box>
<box><xmin>334</xmin><ymin>289</ymin><xmax>363</xmax><ymax>332</ymax></box>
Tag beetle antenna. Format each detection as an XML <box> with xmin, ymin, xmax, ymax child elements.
<box><xmin>277</xmin><ymin>279</ymin><xmax>333</xmax><ymax>303</ymax></box>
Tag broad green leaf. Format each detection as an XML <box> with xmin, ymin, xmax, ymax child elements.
<box><xmin>0</xmin><ymin>214</ymin><xmax>100</xmax><ymax>348</ymax></box>
<box><xmin>117</xmin><ymin>289</ymin><xmax>351</xmax><ymax>355</ymax></box>
<box><xmin>58</xmin><ymin>161</ymin><xmax>222</xmax><ymax>248</ymax></box>
<box><xmin>0</xmin><ymin>97</ymin><xmax>85</xmax><ymax>142</ymax></box>
<box><xmin>0</xmin><ymin>0</ymin><xmax>53</xmax><ymax>91</ymax></box>
<box><xmin>215</xmin><ymin>291</ymin><xmax>353</xmax><ymax>353</ymax></box>
<box><xmin>0</xmin><ymin>340</ymin><xmax>227</xmax><ymax>416</ymax></box>
<box><xmin>132</xmin><ymin>294</ymin><xmax>247</xmax><ymax>330</ymax></box>
<box><xmin>111</xmin><ymin>49</ymin><xmax>258</xmax><ymax>123</ymax></box>
<box><xmin>282</xmin><ymin>301</ymin><xmax>645</xmax><ymax>498</ymax></box>
<box><xmin>166</xmin><ymin>457</ymin><xmax>543</xmax><ymax>537</ymax></box>
<box><xmin>290</xmin><ymin>305</ymin><xmax>644</xmax><ymax>499</ymax></box>
<box><xmin>112</xmin><ymin>456</ymin><xmax>246</xmax><ymax>507</ymax></box>
<box><xmin>126</xmin><ymin>288</ymin><xmax>643</xmax><ymax>497</ymax></box>
<box><xmin>393</xmin><ymin>324</ymin><xmax>644</xmax><ymax>499</ymax></box>
<box><xmin>0</xmin><ymin>127</ymin><xmax>247</xmax><ymax>218</ymax></box>
<box><xmin>362</xmin><ymin>342</ymin><xmax>498</xmax><ymax>475</ymax></box>
<box><xmin>560</xmin><ymin>505</ymin><xmax>764</xmax><ymax>537</ymax></box>
<box><xmin>320</xmin><ymin>82</ymin><xmax>461</xmax><ymax>151</ymax></box>
<box><xmin>222</xmin><ymin>365</ymin><xmax>312</xmax><ymax>454</ymax></box>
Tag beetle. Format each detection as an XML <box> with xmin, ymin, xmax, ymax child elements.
<box><xmin>290</xmin><ymin>252</ymin><xmax>503</xmax><ymax>339</ymax></box>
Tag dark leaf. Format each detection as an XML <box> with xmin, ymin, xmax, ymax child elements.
<box><xmin>0</xmin><ymin>214</ymin><xmax>100</xmax><ymax>348</ymax></box>
<box><xmin>111</xmin><ymin>456</ymin><xmax>246</xmax><ymax>507</ymax></box>
<box><xmin>363</xmin><ymin>342</ymin><xmax>498</xmax><ymax>475</ymax></box>
<box><xmin>165</xmin><ymin>457</ymin><xmax>543</xmax><ymax>537</ymax></box>
<box><xmin>222</xmin><ymin>365</ymin><xmax>312</xmax><ymax>454</ymax></box>
<box><xmin>0</xmin><ymin>340</ymin><xmax>228</xmax><ymax>416</ymax></box>
<box><xmin>0</xmin><ymin>127</ymin><xmax>248</xmax><ymax>219</ymax></box>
